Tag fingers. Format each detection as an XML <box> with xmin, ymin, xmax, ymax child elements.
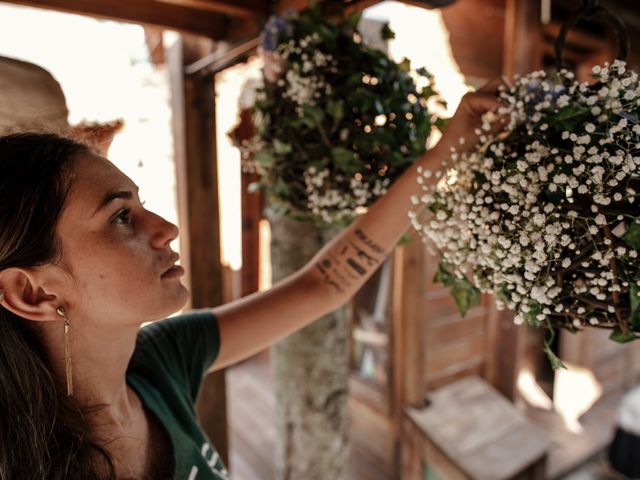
<box><xmin>464</xmin><ymin>91</ymin><xmax>503</xmax><ymax>116</ymax></box>
<box><xmin>477</xmin><ymin>77</ymin><xmax>508</xmax><ymax>95</ymax></box>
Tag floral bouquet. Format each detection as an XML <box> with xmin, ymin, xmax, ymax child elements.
<box><xmin>242</xmin><ymin>4</ymin><xmax>444</xmax><ymax>225</ymax></box>
<box><xmin>410</xmin><ymin>60</ymin><xmax>640</xmax><ymax>364</ymax></box>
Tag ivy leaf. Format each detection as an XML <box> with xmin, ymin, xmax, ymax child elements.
<box><xmin>415</xmin><ymin>67</ymin><xmax>433</xmax><ymax>79</ymax></box>
<box><xmin>301</xmin><ymin>104</ymin><xmax>325</xmax><ymax>125</ymax></box>
<box><xmin>543</xmin><ymin>342</ymin><xmax>566</xmax><ymax>370</ymax></box>
<box><xmin>247</xmin><ymin>182</ymin><xmax>263</xmax><ymax>193</ymax></box>
<box><xmin>610</xmin><ymin>328</ymin><xmax>640</xmax><ymax>343</ymax></box>
<box><xmin>542</xmin><ymin>328</ymin><xmax>566</xmax><ymax>370</ymax></box>
<box><xmin>273</xmin><ymin>139</ymin><xmax>292</xmax><ymax>154</ymax></box>
<box><xmin>331</xmin><ymin>147</ymin><xmax>359</xmax><ymax>174</ymax></box>
<box><xmin>622</xmin><ymin>220</ymin><xmax>640</xmax><ymax>249</ymax></box>
<box><xmin>397</xmin><ymin>58</ymin><xmax>411</xmax><ymax>72</ymax></box>
<box><xmin>380</xmin><ymin>23</ymin><xmax>395</xmax><ymax>40</ymax></box>
<box><xmin>254</xmin><ymin>152</ymin><xmax>275</xmax><ymax>167</ymax></box>
<box><xmin>434</xmin><ymin>117</ymin><xmax>451</xmax><ymax>133</ymax></box>
<box><xmin>496</xmin><ymin>285</ymin><xmax>510</xmax><ymax>305</ymax></box>
<box><xmin>528</xmin><ymin>300</ymin><xmax>541</xmax><ymax>327</ymax></box>
<box><xmin>451</xmin><ymin>278</ymin><xmax>481</xmax><ymax>317</ymax></box>
<box><xmin>433</xmin><ymin>261</ymin><xmax>454</xmax><ymax>286</ymax></box>
<box><xmin>327</xmin><ymin>100</ymin><xmax>344</xmax><ymax>123</ymax></box>
<box><xmin>273</xmin><ymin>178</ymin><xmax>290</xmax><ymax>197</ymax></box>
<box><xmin>550</xmin><ymin>106</ymin><xmax>590</xmax><ymax>130</ymax></box>
<box><xmin>346</xmin><ymin>11</ymin><xmax>362</xmax><ymax>31</ymax></box>
<box><xmin>433</xmin><ymin>262</ymin><xmax>480</xmax><ymax>316</ymax></box>
<box><xmin>629</xmin><ymin>283</ymin><xmax>640</xmax><ymax>330</ymax></box>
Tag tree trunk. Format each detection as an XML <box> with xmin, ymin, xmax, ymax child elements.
<box><xmin>268</xmin><ymin>211</ymin><xmax>350</xmax><ymax>480</ymax></box>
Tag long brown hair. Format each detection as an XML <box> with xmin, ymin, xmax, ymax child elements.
<box><xmin>0</xmin><ymin>133</ymin><xmax>116</xmax><ymax>479</ymax></box>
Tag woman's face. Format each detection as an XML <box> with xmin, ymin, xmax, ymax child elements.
<box><xmin>54</xmin><ymin>152</ymin><xmax>188</xmax><ymax>326</ymax></box>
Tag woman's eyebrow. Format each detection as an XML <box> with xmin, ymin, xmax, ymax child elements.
<box><xmin>92</xmin><ymin>186</ymin><xmax>140</xmax><ymax>218</ymax></box>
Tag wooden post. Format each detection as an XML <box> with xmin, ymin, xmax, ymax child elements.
<box><xmin>168</xmin><ymin>35</ymin><xmax>229</xmax><ymax>465</ymax></box>
<box><xmin>393</xmin><ymin>239</ymin><xmax>427</xmax><ymax>410</ymax></box>
<box><xmin>486</xmin><ymin>0</ymin><xmax>543</xmax><ymax>400</ymax></box>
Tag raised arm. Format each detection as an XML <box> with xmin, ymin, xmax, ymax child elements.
<box><xmin>211</xmin><ymin>83</ymin><xmax>503</xmax><ymax>370</ymax></box>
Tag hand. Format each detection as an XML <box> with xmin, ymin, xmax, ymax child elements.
<box><xmin>432</xmin><ymin>78</ymin><xmax>508</xmax><ymax>157</ymax></box>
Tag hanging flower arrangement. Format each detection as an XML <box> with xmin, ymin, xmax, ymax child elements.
<box><xmin>410</xmin><ymin>60</ymin><xmax>640</xmax><ymax>365</ymax></box>
<box><xmin>242</xmin><ymin>4</ymin><xmax>445</xmax><ymax>225</ymax></box>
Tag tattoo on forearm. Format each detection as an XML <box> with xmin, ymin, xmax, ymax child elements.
<box><xmin>347</xmin><ymin>258</ymin><xmax>366</xmax><ymax>275</ymax></box>
<box><xmin>315</xmin><ymin>228</ymin><xmax>386</xmax><ymax>294</ymax></box>
<box><xmin>316</xmin><ymin>260</ymin><xmax>346</xmax><ymax>294</ymax></box>
<box><xmin>349</xmin><ymin>241</ymin><xmax>378</xmax><ymax>267</ymax></box>
<box><xmin>354</xmin><ymin>229</ymin><xmax>384</xmax><ymax>255</ymax></box>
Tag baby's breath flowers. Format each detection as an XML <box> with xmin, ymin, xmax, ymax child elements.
<box><xmin>411</xmin><ymin>60</ymin><xmax>640</xmax><ymax>363</ymax></box>
<box><xmin>241</xmin><ymin>4</ymin><xmax>444</xmax><ymax>225</ymax></box>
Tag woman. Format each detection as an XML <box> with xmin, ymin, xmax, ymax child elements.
<box><xmin>0</xmin><ymin>82</ymin><xmax>502</xmax><ymax>480</ymax></box>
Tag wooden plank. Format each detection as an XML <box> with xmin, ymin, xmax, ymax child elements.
<box><xmin>407</xmin><ymin>377</ymin><xmax>549</xmax><ymax>480</ymax></box>
<box><xmin>425</xmin><ymin>331</ymin><xmax>486</xmax><ymax>377</ymax></box>
<box><xmin>393</xmin><ymin>239</ymin><xmax>427</xmax><ymax>408</ymax></box>
<box><xmin>2</xmin><ymin>0</ymin><xmax>228</xmax><ymax>37</ymax></box>
<box><xmin>483</xmin><ymin>0</ymin><xmax>543</xmax><ymax>401</ymax></box>
<box><xmin>503</xmin><ymin>0</ymin><xmax>542</xmax><ymax>77</ymax></box>
<box><xmin>167</xmin><ymin>35</ymin><xmax>228</xmax><ymax>464</ymax></box>
<box><xmin>156</xmin><ymin>0</ymin><xmax>267</xmax><ymax>17</ymax></box>
<box><xmin>402</xmin><ymin>413</ymin><xmax>469</xmax><ymax>480</ymax></box>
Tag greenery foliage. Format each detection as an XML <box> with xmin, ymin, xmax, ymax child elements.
<box><xmin>244</xmin><ymin>4</ymin><xmax>444</xmax><ymax>225</ymax></box>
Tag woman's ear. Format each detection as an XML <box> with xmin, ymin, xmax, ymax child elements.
<box><xmin>0</xmin><ymin>268</ymin><xmax>60</xmax><ymax>322</ymax></box>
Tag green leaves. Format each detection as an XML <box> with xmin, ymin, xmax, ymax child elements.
<box><xmin>380</xmin><ymin>23</ymin><xmax>395</xmax><ymax>40</ymax></box>
<box><xmin>331</xmin><ymin>147</ymin><xmax>358</xmax><ymax>174</ymax></box>
<box><xmin>273</xmin><ymin>139</ymin><xmax>292</xmax><ymax>155</ymax></box>
<box><xmin>301</xmin><ymin>105</ymin><xmax>324</xmax><ymax>126</ymax></box>
<box><xmin>622</xmin><ymin>220</ymin><xmax>640</xmax><ymax>249</ymax></box>
<box><xmin>251</xmin><ymin>5</ymin><xmax>443</xmax><ymax>224</ymax></box>
<box><xmin>550</xmin><ymin>106</ymin><xmax>590</xmax><ymax>131</ymax></box>
<box><xmin>434</xmin><ymin>262</ymin><xmax>481</xmax><ymax>316</ymax></box>
<box><xmin>543</xmin><ymin>328</ymin><xmax>566</xmax><ymax>370</ymax></box>
<box><xmin>628</xmin><ymin>282</ymin><xmax>640</xmax><ymax>331</ymax></box>
<box><xmin>609</xmin><ymin>328</ymin><xmax>639</xmax><ymax>343</ymax></box>
<box><xmin>543</xmin><ymin>341</ymin><xmax>566</xmax><ymax>370</ymax></box>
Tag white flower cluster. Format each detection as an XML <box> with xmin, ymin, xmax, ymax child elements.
<box><xmin>274</xmin><ymin>35</ymin><xmax>337</xmax><ymax>116</ymax></box>
<box><xmin>411</xmin><ymin>60</ymin><xmax>640</xmax><ymax>333</ymax></box>
<box><xmin>304</xmin><ymin>166</ymin><xmax>390</xmax><ymax>224</ymax></box>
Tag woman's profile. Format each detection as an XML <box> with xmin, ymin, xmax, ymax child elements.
<box><xmin>0</xmin><ymin>80</ymin><xmax>502</xmax><ymax>479</ymax></box>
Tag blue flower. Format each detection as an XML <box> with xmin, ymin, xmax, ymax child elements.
<box><xmin>618</xmin><ymin>111</ymin><xmax>638</xmax><ymax>124</ymax></box>
<box><xmin>261</xmin><ymin>15</ymin><xmax>293</xmax><ymax>52</ymax></box>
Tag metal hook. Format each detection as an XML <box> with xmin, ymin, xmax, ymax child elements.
<box><xmin>555</xmin><ymin>0</ymin><xmax>630</xmax><ymax>70</ymax></box>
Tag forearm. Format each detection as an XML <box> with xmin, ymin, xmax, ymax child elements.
<box><xmin>212</xmin><ymin>148</ymin><xmax>443</xmax><ymax>370</ymax></box>
<box><xmin>307</xmin><ymin>148</ymin><xmax>442</xmax><ymax>308</ymax></box>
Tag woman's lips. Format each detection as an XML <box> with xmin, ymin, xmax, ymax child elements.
<box><xmin>161</xmin><ymin>265</ymin><xmax>185</xmax><ymax>279</ymax></box>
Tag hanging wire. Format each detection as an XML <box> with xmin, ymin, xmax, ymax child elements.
<box><xmin>555</xmin><ymin>0</ymin><xmax>630</xmax><ymax>70</ymax></box>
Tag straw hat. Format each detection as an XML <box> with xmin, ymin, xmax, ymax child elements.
<box><xmin>0</xmin><ymin>54</ymin><xmax>122</xmax><ymax>154</ymax></box>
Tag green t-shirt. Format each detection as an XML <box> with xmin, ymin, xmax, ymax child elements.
<box><xmin>126</xmin><ymin>310</ymin><xmax>228</xmax><ymax>480</ymax></box>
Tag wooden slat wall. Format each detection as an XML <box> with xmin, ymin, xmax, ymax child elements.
<box><xmin>422</xmin><ymin>255</ymin><xmax>492</xmax><ymax>391</ymax></box>
<box><xmin>561</xmin><ymin>329</ymin><xmax>640</xmax><ymax>396</ymax></box>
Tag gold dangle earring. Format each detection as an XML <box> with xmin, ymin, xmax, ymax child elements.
<box><xmin>56</xmin><ymin>306</ymin><xmax>73</xmax><ymax>396</ymax></box>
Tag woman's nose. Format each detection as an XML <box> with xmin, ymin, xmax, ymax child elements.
<box><xmin>149</xmin><ymin>212</ymin><xmax>179</xmax><ymax>248</ymax></box>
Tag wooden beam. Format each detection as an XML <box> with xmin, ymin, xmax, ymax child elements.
<box><xmin>1</xmin><ymin>0</ymin><xmax>229</xmax><ymax>37</ymax></box>
<box><xmin>487</xmin><ymin>0</ymin><xmax>542</xmax><ymax>401</ymax></box>
<box><xmin>156</xmin><ymin>0</ymin><xmax>268</xmax><ymax>17</ymax></box>
<box><xmin>168</xmin><ymin>34</ymin><xmax>229</xmax><ymax>464</ymax></box>
<box><xmin>274</xmin><ymin>0</ymin><xmax>384</xmax><ymax>14</ymax></box>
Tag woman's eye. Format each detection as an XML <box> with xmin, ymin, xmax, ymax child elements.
<box><xmin>114</xmin><ymin>208</ymin><xmax>132</xmax><ymax>225</ymax></box>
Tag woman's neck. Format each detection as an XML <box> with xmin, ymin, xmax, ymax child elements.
<box><xmin>40</xmin><ymin>319</ymin><xmax>141</xmax><ymax>429</ymax></box>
